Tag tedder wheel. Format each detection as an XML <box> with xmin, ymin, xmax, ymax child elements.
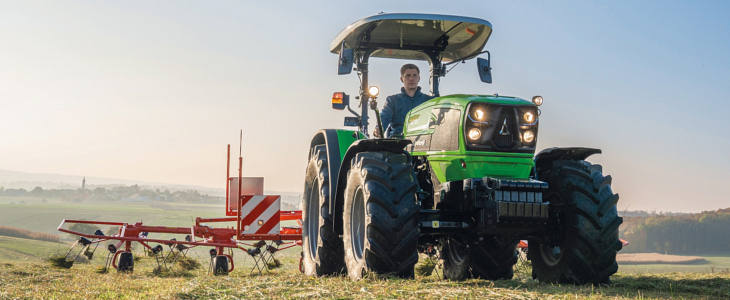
<box><xmin>214</xmin><ymin>256</ymin><xmax>229</xmax><ymax>276</ymax></box>
<box><xmin>117</xmin><ymin>252</ymin><xmax>134</xmax><ymax>272</ymax></box>
<box><xmin>441</xmin><ymin>237</ymin><xmax>470</xmax><ymax>281</ymax></box>
<box><xmin>301</xmin><ymin>145</ymin><xmax>345</xmax><ymax>276</ymax></box>
<box><xmin>530</xmin><ymin>159</ymin><xmax>622</xmax><ymax>284</ymax></box>
<box><xmin>342</xmin><ymin>151</ymin><xmax>419</xmax><ymax>280</ymax></box>
<box><xmin>469</xmin><ymin>236</ymin><xmax>518</xmax><ymax>280</ymax></box>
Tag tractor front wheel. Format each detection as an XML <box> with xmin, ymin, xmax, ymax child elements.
<box><xmin>530</xmin><ymin>159</ymin><xmax>622</xmax><ymax>284</ymax></box>
<box><xmin>342</xmin><ymin>151</ymin><xmax>419</xmax><ymax>280</ymax></box>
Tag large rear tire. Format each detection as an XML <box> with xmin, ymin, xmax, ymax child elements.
<box><xmin>530</xmin><ymin>160</ymin><xmax>622</xmax><ymax>284</ymax></box>
<box><xmin>470</xmin><ymin>236</ymin><xmax>518</xmax><ymax>280</ymax></box>
<box><xmin>301</xmin><ymin>145</ymin><xmax>345</xmax><ymax>276</ymax></box>
<box><xmin>342</xmin><ymin>151</ymin><xmax>419</xmax><ymax>280</ymax></box>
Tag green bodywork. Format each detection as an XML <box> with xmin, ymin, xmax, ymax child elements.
<box><xmin>335</xmin><ymin>130</ymin><xmax>367</xmax><ymax>160</ymax></box>
<box><xmin>333</xmin><ymin>94</ymin><xmax>537</xmax><ymax>184</ymax></box>
<box><xmin>403</xmin><ymin>94</ymin><xmax>537</xmax><ymax>183</ymax></box>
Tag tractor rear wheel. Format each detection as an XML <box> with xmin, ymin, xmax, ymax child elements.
<box><xmin>441</xmin><ymin>237</ymin><xmax>470</xmax><ymax>281</ymax></box>
<box><xmin>301</xmin><ymin>145</ymin><xmax>345</xmax><ymax>276</ymax></box>
<box><xmin>469</xmin><ymin>236</ymin><xmax>518</xmax><ymax>280</ymax></box>
<box><xmin>530</xmin><ymin>159</ymin><xmax>622</xmax><ymax>284</ymax></box>
<box><xmin>342</xmin><ymin>151</ymin><xmax>419</xmax><ymax>280</ymax></box>
<box><xmin>117</xmin><ymin>251</ymin><xmax>134</xmax><ymax>272</ymax></box>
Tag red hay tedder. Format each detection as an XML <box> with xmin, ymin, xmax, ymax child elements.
<box><xmin>57</xmin><ymin>143</ymin><xmax>303</xmax><ymax>275</ymax></box>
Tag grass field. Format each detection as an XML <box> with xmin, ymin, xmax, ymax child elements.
<box><xmin>0</xmin><ymin>236</ymin><xmax>727</xmax><ymax>299</ymax></box>
<box><xmin>0</xmin><ymin>251</ymin><xmax>728</xmax><ymax>299</ymax></box>
<box><xmin>2</xmin><ymin>197</ymin><xmax>730</xmax><ymax>299</ymax></box>
<box><xmin>0</xmin><ymin>197</ymin><xmax>223</xmax><ymax>237</ymax></box>
<box><xmin>0</xmin><ymin>236</ymin><xmax>66</xmax><ymax>262</ymax></box>
<box><xmin>619</xmin><ymin>255</ymin><xmax>730</xmax><ymax>274</ymax></box>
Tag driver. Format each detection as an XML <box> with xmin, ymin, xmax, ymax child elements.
<box><xmin>376</xmin><ymin>64</ymin><xmax>434</xmax><ymax>138</ymax></box>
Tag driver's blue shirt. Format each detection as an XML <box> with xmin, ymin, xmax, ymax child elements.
<box><xmin>380</xmin><ymin>87</ymin><xmax>434</xmax><ymax>137</ymax></box>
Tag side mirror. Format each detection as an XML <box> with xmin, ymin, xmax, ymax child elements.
<box><xmin>332</xmin><ymin>92</ymin><xmax>349</xmax><ymax>110</ymax></box>
<box><xmin>338</xmin><ymin>47</ymin><xmax>354</xmax><ymax>75</ymax></box>
<box><xmin>477</xmin><ymin>56</ymin><xmax>492</xmax><ymax>84</ymax></box>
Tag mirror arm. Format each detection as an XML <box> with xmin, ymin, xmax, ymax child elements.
<box><xmin>346</xmin><ymin>103</ymin><xmax>360</xmax><ymax>119</ymax></box>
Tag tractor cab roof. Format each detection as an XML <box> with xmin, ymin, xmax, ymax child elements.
<box><xmin>330</xmin><ymin>13</ymin><xmax>493</xmax><ymax>62</ymax></box>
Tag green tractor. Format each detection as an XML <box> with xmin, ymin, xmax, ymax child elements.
<box><xmin>302</xmin><ymin>13</ymin><xmax>622</xmax><ymax>284</ymax></box>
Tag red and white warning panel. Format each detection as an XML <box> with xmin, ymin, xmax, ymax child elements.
<box><xmin>239</xmin><ymin>195</ymin><xmax>281</xmax><ymax>235</ymax></box>
<box><xmin>226</xmin><ymin>177</ymin><xmax>264</xmax><ymax>216</ymax></box>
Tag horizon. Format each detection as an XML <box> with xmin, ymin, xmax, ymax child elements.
<box><xmin>1</xmin><ymin>1</ymin><xmax>729</xmax><ymax>212</ymax></box>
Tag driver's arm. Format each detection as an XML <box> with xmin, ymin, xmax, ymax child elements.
<box><xmin>379</xmin><ymin>96</ymin><xmax>395</xmax><ymax>138</ymax></box>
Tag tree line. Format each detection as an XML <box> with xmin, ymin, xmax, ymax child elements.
<box><xmin>621</xmin><ymin>208</ymin><xmax>730</xmax><ymax>254</ymax></box>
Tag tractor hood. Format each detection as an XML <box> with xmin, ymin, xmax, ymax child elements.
<box><xmin>330</xmin><ymin>13</ymin><xmax>492</xmax><ymax>62</ymax></box>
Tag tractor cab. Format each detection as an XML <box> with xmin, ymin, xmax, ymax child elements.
<box><xmin>329</xmin><ymin>13</ymin><xmax>495</xmax><ymax>136</ymax></box>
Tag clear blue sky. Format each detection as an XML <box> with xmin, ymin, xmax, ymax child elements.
<box><xmin>0</xmin><ymin>1</ymin><xmax>728</xmax><ymax>212</ymax></box>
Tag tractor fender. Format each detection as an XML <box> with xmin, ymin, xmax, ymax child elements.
<box><xmin>307</xmin><ymin>129</ymin><xmax>365</xmax><ymax>220</ymax></box>
<box><xmin>534</xmin><ymin>147</ymin><xmax>602</xmax><ymax>173</ymax></box>
<box><xmin>308</xmin><ymin>130</ymin><xmax>350</xmax><ymax>217</ymax></box>
<box><xmin>332</xmin><ymin>138</ymin><xmax>411</xmax><ymax>233</ymax></box>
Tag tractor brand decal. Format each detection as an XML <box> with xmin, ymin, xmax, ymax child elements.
<box><xmin>499</xmin><ymin>118</ymin><xmax>511</xmax><ymax>136</ymax></box>
<box><xmin>239</xmin><ymin>195</ymin><xmax>281</xmax><ymax>234</ymax></box>
<box><xmin>407</xmin><ymin>134</ymin><xmax>431</xmax><ymax>151</ymax></box>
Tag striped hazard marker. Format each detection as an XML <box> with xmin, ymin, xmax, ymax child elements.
<box><xmin>239</xmin><ymin>195</ymin><xmax>281</xmax><ymax>235</ymax></box>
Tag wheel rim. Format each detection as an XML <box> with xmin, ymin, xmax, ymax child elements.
<box><xmin>350</xmin><ymin>187</ymin><xmax>366</xmax><ymax>260</ymax></box>
<box><xmin>539</xmin><ymin>244</ymin><xmax>562</xmax><ymax>267</ymax></box>
<box><xmin>306</xmin><ymin>178</ymin><xmax>320</xmax><ymax>259</ymax></box>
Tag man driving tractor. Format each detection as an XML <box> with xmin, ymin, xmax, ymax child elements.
<box><xmin>375</xmin><ymin>64</ymin><xmax>434</xmax><ymax>138</ymax></box>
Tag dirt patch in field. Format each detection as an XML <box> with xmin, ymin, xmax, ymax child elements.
<box><xmin>618</xmin><ymin>253</ymin><xmax>708</xmax><ymax>265</ymax></box>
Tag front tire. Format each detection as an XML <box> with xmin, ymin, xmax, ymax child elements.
<box><xmin>342</xmin><ymin>151</ymin><xmax>419</xmax><ymax>280</ymax></box>
<box><xmin>530</xmin><ymin>159</ymin><xmax>622</xmax><ymax>284</ymax></box>
<box><xmin>301</xmin><ymin>145</ymin><xmax>345</xmax><ymax>276</ymax></box>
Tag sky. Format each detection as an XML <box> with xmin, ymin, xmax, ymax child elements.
<box><xmin>0</xmin><ymin>1</ymin><xmax>728</xmax><ymax>212</ymax></box>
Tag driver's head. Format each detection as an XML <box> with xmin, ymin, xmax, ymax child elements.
<box><xmin>400</xmin><ymin>64</ymin><xmax>420</xmax><ymax>90</ymax></box>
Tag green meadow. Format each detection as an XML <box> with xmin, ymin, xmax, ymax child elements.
<box><xmin>1</xmin><ymin>195</ymin><xmax>730</xmax><ymax>299</ymax></box>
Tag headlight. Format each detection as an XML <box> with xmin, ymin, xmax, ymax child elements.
<box><xmin>532</xmin><ymin>96</ymin><xmax>543</xmax><ymax>106</ymax></box>
<box><xmin>368</xmin><ymin>86</ymin><xmax>379</xmax><ymax>98</ymax></box>
<box><xmin>523</xmin><ymin>111</ymin><xmax>535</xmax><ymax>123</ymax></box>
<box><xmin>473</xmin><ymin>108</ymin><xmax>486</xmax><ymax>121</ymax></box>
<box><xmin>467</xmin><ymin>127</ymin><xmax>482</xmax><ymax>141</ymax></box>
<box><xmin>522</xmin><ymin>130</ymin><xmax>535</xmax><ymax>143</ymax></box>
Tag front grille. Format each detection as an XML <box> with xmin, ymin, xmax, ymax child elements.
<box><xmin>464</xmin><ymin>103</ymin><xmax>537</xmax><ymax>153</ymax></box>
<box><xmin>493</xmin><ymin>110</ymin><xmax>517</xmax><ymax>149</ymax></box>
